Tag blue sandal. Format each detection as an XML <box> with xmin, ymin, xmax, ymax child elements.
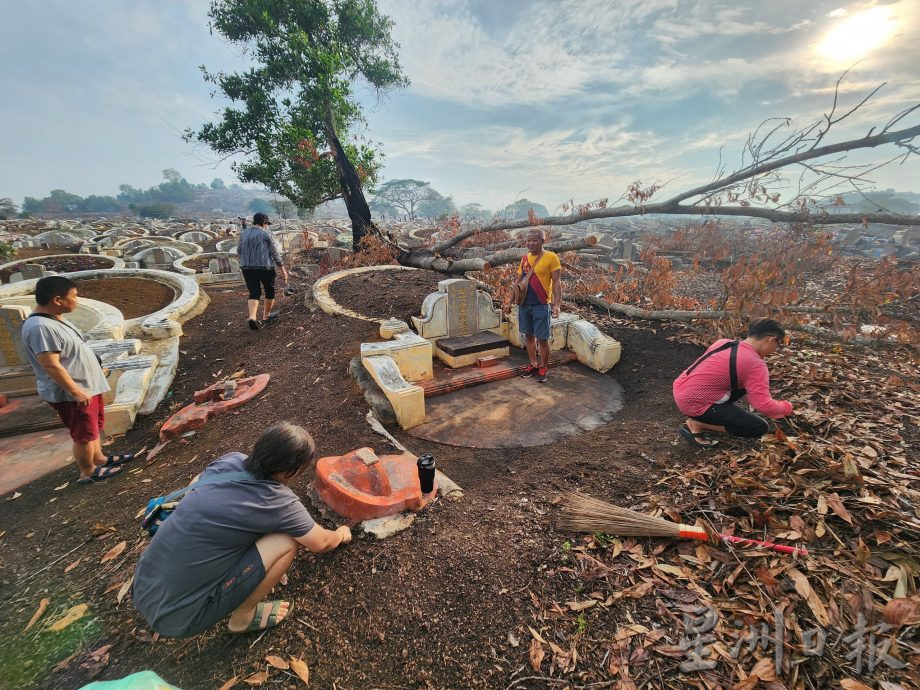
<box><xmin>78</xmin><ymin>464</ymin><xmax>124</xmax><ymax>484</ymax></box>
<box><xmin>103</xmin><ymin>453</ymin><xmax>135</xmax><ymax>468</ymax></box>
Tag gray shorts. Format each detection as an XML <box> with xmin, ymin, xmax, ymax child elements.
<box><xmin>176</xmin><ymin>544</ymin><xmax>266</xmax><ymax>637</ymax></box>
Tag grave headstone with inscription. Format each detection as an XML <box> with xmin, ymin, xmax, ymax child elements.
<box><xmin>0</xmin><ymin>305</ymin><xmax>29</xmax><ymax>367</ymax></box>
<box><xmin>0</xmin><ymin>304</ymin><xmax>38</xmax><ymax>397</ymax></box>
<box><xmin>445</xmin><ymin>279</ymin><xmax>478</xmax><ymax>338</ymax></box>
<box><xmin>413</xmin><ymin>278</ymin><xmax>508</xmax><ymax>368</ymax></box>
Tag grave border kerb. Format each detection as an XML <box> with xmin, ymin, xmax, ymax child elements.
<box><xmin>0</xmin><ymin>268</ymin><xmax>202</xmax><ymax>334</ymax></box>
<box><xmin>0</xmin><ymin>253</ymin><xmax>126</xmax><ymax>281</ymax></box>
<box><xmin>312</xmin><ymin>265</ymin><xmax>418</xmax><ymax>323</ymax></box>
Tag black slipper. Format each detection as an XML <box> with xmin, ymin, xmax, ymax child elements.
<box><xmin>679</xmin><ymin>425</ymin><xmax>719</xmax><ymax>448</ymax></box>
<box><xmin>248</xmin><ymin>319</ymin><xmax>262</xmax><ymax>331</ymax></box>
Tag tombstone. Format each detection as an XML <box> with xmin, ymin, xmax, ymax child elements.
<box><xmin>21</xmin><ymin>264</ymin><xmax>48</xmax><ymax>280</ymax></box>
<box><xmin>204</xmin><ymin>254</ymin><xmax>242</xmax><ymax>283</ymax></box>
<box><xmin>0</xmin><ymin>305</ymin><xmax>29</xmax><ymax>366</ymax></box>
<box><xmin>179</xmin><ymin>231</ymin><xmax>210</xmax><ymax>243</ymax></box>
<box><xmin>326</xmin><ymin>246</ymin><xmax>353</xmax><ymax>263</ymax></box>
<box><xmin>621</xmin><ymin>239</ymin><xmax>634</xmax><ymax>261</ymax></box>
<box><xmin>149</xmin><ymin>248</ymin><xmax>169</xmax><ymax>266</ymax></box>
<box><xmin>412</xmin><ymin>278</ymin><xmax>507</xmax><ymax>368</ymax></box>
<box><xmin>444</xmin><ymin>279</ymin><xmax>479</xmax><ymax>338</ymax></box>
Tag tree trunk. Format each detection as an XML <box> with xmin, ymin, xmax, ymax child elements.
<box><xmin>324</xmin><ymin>115</ymin><xmax>373</xmax><ymax>249</ymax></box>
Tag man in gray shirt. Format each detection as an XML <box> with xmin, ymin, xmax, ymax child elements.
<box><xmin>239</xmin><ymin>212</ymin><xmax>288</xmax><ymax>330</ymax></box>
<box><xmin>133</xmin><ymin>423</ymin><xmax>352</xmax><ymax>637</ymax></box>
<box><xmin>20</xmin><ymin>276</ymin><xmax>131</xmax><ymax>483</ymax></box>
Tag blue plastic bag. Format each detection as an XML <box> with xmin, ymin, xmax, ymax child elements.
<box><xmin>79</xmin><ymin>670</ymin><xmax>181</xmax><ymax>690</ymax></box>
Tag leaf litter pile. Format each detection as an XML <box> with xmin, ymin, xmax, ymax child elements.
<box><xmin>520</xmin><ymin>342</ymin><xmax>919</xmax><ymax>689</ymax></box>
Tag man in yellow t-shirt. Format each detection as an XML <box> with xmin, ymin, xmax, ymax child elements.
<box><xmin>515</xmin><ymin>228</ymin><xmax>562</xmax><ymax>383</ymax></box>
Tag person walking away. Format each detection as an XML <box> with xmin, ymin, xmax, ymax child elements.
<box><xmin>673</xmin><ymin>318</ymin><xmax>793</xmax><ymax>447</ymax></box>
<box><xmin>239</xmin><ymin>212</ymin><xmax>288</xmax><ymax>330</ymax></box>
<box><xmin>516</xmin><ymin>229</ymin><xmax>562</xmax><ymax>383</ymax></box>
<box><xmin>132</xmin><ymin>423</ymin><xmax>352</xmax><ymax>637</ymax></box>
<box><xmin>20</xmin><ymin>276</ymin><xmax>133</xmax><ymax>483</ymax></box>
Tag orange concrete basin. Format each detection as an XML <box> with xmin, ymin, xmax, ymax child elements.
<box><xmin>314</xmin><ymin>447</ymin><xmax>435</xmax><ymax>521</ymax></box>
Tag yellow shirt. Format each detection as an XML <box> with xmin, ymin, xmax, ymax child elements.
<box><xmin>516</xmin><ymin>250</ymin><xmax>562</xmax><ymax>304</ymax></box>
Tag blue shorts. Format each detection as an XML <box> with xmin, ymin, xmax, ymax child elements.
<box><xmin>518</xmin><ymin>304</ymin><xmax>551</xmax><ymax>341</ymax></box>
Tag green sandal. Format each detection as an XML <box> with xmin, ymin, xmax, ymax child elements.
<box><xmin>230</xmin><ymin>600</ymin><xmax>291</xmax><ymax>634</ymax></box>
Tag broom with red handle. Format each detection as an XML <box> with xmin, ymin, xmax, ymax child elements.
<box><xmin>558</xmin><ymin>493</ymin><xmax>808</xmax><ymax>557</ymax></box>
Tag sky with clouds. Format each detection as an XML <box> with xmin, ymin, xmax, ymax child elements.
<box><xmin>1</xmin><ymin>0</ymin><xmax>918</xmax><ymax>213</ymax></box>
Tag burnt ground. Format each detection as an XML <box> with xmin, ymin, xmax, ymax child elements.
<box><xmin>74</xmin><ymin>278</ymin><xmax>177</xmax><ymax>320</ymax></box>
<box><xmin>0</xmin><ymin>269</ymin><xmax>741</xmax><ymax>690</ymax></box>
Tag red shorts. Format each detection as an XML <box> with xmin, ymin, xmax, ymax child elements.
<box><xmin>50</xmin><ymin>394</ymin><xmax>105</xmax><ymax>443</ymax></box>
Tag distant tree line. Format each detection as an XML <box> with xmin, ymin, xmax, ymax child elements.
<box><xmin>368</xmin><ymin>178</ymin><xmax>549</xmax><ymax>222</ymax></box>
<box><xmin>13</xmin><ymin>170</ymin><xmax>259</xmax><ymax>219</ymax></box>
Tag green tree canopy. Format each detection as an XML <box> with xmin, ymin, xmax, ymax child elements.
<box><xmin>210</xmin><ymin>178</ymin><xmax>226</xmax><ymax>190</ymax></box>
<box><xmin>459</xmin><ymin>203</ymin><xmax>493</xmax><ymax>221</ymax></box>
<box><xmin>500</xmin><ymin>198</ymin><xmax>550</xmax><ymax>220</ymax></box>
<box><xmin>417</xmin><ymin>190</ymin><xmax>457</xmax><ymax>220</ymax></box>
<box><xmin>21</xmin><ymin>191</ymin><xmax>122</xmax><ymax>215</ymax></box>
<box><xmin>371</xmin><ymin>179</ymin><xmax>437</xmax><ymax>218</ymax></box>
<box><xmin>189</xmin><ymin>0</ymin><xmax>408</xmax><ymax>247</ymax></box>
<box><xmin>0</xmin><ymin>198</ymin><xmax>18</xmax><ymax>219</ymax></box>
<box><xmin>247</xmin><ymin>198</ymin><xmax>274</xmax><ymax>215</ymax></box>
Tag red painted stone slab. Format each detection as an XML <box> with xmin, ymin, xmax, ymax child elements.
<box><xmin>314</xmin><ymin>447</ymin><xmax>435</xmax><ymax>521</ymax></box>
<box><xmin>420</xmin><ymin>350</ymin><xmax>576</xmax><ymax>397</ymax></box>
<box><xmin>0</xmin><ymin>394</ymin><xmax>63</xmax><ymax>438</ymax></box>
<box><xmin>0</xmin><ymin>427</ymin><xmax>72</xmax><ymax>496</ymax></box>
<box><xmin>159</xmin><ymin>374</ymin><xmax>270</xmax><ymax>441</ymax></box>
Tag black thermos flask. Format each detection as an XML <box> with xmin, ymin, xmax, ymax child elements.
<box><xmin>417</xmin><ymin>454</ymin><xmax>436</xmax><ymax>494</ymax></box>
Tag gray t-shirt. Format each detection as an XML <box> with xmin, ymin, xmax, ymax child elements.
<box><xmin>20</xmin><ymin>314</ymin><xmax>110</xmax><ymax>403</ymax></box>
<box><xmin>133</xmin><ymin>452</ymin><xmax>315</xmax><ymax>636</ymax></box>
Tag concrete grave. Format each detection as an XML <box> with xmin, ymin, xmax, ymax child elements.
<box><xmin>205</xmin><ymin>255</ymin><xmax>242</xmax><ymax>284</ymax></box>
<box><xmin>36</xmin><ymin>231</ymin><xmax>81</xmax><ymax>248</ymax></box>
<box><xmin>179</xmin><ymin>231</ymin><xmax>212</xmax><ymax>243</ymax></box>
<box><xmin>9</xmin><ymin>264</ymin><xmax>50</xmax><ymax>283</ymax></box>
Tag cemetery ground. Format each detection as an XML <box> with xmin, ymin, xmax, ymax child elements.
<box><xmin>0</xmin><ymin>269</ymin><xmax>918</xmax><ymax>690</ymax></box>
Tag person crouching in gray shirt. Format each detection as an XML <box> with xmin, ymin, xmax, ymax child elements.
<box><xmin>20</xmin><ymin>276</ymin><xmax>134</xmax><ymax>484</ymax></box>
<box><xmin>132</xmin><ymin>422</ymin><xmax>352</xmax><ymax>637</ymax></box>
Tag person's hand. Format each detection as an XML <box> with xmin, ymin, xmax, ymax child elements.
<box><xmin>552</xmin><ymin>304</ymin><xmax>561</xmax><ymax>318</ymax></box>
<box><xmin>336</xmin><ymin>525</ymin><xmax>352</xmax><ymax>545</ymax></box>
<box><xmin>72</xmin><ymin>388</ymin><xmax>92</xmax><ymax>407</ymax></box>
<box><xmin>281</xmin><ymin>267</ymin><xmax>289</xmax><ymax>282</ymax></box>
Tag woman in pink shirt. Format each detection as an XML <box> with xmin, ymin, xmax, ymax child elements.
<box><xmin>673</xmin><ymin>318</ymin><xmax>793</xmax><ymax>446</ymax></box>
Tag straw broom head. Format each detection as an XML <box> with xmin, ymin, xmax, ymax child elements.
<box><xmin>558</xmin><ymin>493</ymin><xmax>707</xmax><ymax>540</ymax></box>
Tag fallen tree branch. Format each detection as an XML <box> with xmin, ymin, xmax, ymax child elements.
<box><xmin>569</xmin><ymin>294</ymin><xmax>915</xmax><ymax>349</ymax></box>
<box><xmin>399</xmin><ymin>236</ymin><xmax>597</xmax><ymax>273</ymax></box>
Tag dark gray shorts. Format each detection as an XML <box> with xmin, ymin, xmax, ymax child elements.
<box><xmin>178</xmin><ymin>544</ymin><xmax>266</xmax><ymax>637</ymax></box>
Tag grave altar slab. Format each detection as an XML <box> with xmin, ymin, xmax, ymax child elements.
<box><xmin>434</xmin><ymin>331</ymin><xmax>510</xmax><ymax>369</ymax></box>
